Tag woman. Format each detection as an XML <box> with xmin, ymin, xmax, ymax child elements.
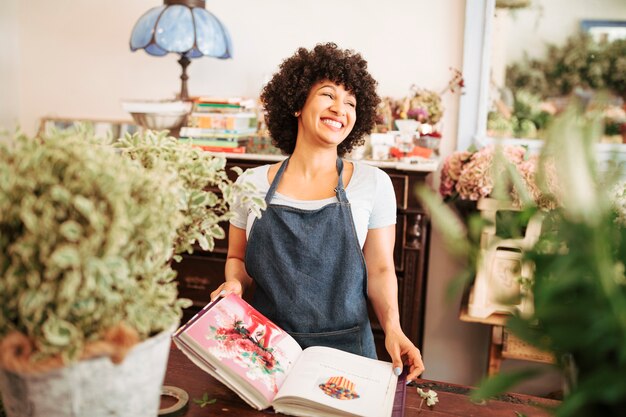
<box><xmin>211</xmin><ymin>43</ymin><xmax>425</xmax><ymax>381</ymax></box>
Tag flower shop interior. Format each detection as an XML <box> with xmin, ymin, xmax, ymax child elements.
<box><xmin>1</xmin><ymin>0</ymin><xmax>626</xmax><ymax>416</ymax></box>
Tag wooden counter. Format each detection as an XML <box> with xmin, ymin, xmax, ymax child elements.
<box><xmin>163</xmin><ymin>344</ymin><xmax>560</xmax><ymax>416</ymax></box>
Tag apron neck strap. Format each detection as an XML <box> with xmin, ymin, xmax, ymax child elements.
<box><xmin>264</xmin><ymin>156</ymin><xmax>347</xmax><ymax>204</ymax></box>
<box><xmin>335</xmin><ymin>157</ymin><xmax>347</xmax><ymax>202</ymax></box>
<box><xmin>265</xmin><ymin>157</ymin><xmax>290</xmax><ymax>204</ymax></box>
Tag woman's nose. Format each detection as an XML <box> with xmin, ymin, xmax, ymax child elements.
<box><xmin>330</xmin><ymin>100</ymin><xmax>346</xmax><ymax>116</ymax></box>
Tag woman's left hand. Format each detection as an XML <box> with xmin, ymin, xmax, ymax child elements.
<box><xmin>384</xmin><ymin>326</ymin><xmax>425</xmax><ymax>382</ymax></box>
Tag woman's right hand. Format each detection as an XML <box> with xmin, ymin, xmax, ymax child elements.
<box><xmin>210</xmin><ymin>280</ymin><xmax>244</xmax><ymax>301</ymax></box>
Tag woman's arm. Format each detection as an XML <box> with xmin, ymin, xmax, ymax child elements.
<box><xmin>210</xmin><ymin>224</ymin><xmax>253</xmax><ymax>300</ymax></box>
<box><xmin>364</xmin><ymin>225</ymin><xmax>425</xmax><ymax>381</ymax></box>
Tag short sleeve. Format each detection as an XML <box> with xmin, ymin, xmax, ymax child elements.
<box><xmin>228</xmin><ymin>166</ymin><xmax>267</xmax><ymax>230</ymax></box>
<box><xmin>368</xmin><ymin>169</ymin><xmax>397</xmax><ymax>229</ymax></box>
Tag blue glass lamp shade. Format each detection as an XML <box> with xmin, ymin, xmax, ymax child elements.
<box><xmin>129</xmin><ymin>0</ymin><xmax>232</xmax><ymax>99</ymax></box>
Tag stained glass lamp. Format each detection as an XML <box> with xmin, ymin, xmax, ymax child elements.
<box><xmin>130</xmin><ymin>0</ymin><xmax>232</xmax><ymax>100</ymax></box>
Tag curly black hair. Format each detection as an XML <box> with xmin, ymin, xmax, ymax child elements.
<box><xmin>260</xmin><ymin>43</ymin><xmax>380</xmax><ymax>156</ymax></box>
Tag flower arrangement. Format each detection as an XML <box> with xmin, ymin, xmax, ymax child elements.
<box><xmin>394</xmin><ymin>68</ymin><xmax>464</xmax><ymax>137</ymax></box>
<box><xmin>374</xmin><ymin>68</ymin><xmax>464</xmax><ymax>136</ymax></box>
<box><xmin>439</xmin><ymin>144</ymin><xmax>559</xmax><ymax>210</ymax></box>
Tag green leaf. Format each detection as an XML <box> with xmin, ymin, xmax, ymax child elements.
<box><xmin>193</xmin><ymin>392</ymin><xmax>217</xmax><ymax>407</ymax></box>
<box><xmin>197</xmin><ymin>234</ymin><xmax>209</xmax><ymax>251</ymax></box>
<box><xmin>190</xmin><ymin>191</ymin><xmax>207</xmax><ymax>206</ymax></box>
<box><xmin>41</xmin><ymin>317</ymin><xmax>80</xmax><ymax>348</ymax></box>
<box><xmin>59</xmin><ymin>220</ymin><xmax>83</xmax><ymax>242</ymax></box>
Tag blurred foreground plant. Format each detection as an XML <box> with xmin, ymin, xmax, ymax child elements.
<box><xmin>419</xmin><ymin>103</ymin><xmax>626</xmax><ymax>416</ymax></box>
<box><xmin>0</xmin><ymin>129</ymin><xmax>185</xmax><ymax>363</ymax></box>
<box><xmin>0</xmin><ymin>126</ymin><xmax>265</xmax><ymax>367</ymax></box>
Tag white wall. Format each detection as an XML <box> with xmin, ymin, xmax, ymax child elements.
<box><xmin>0</xmin><ymin>0</ymin><xmax>20</xmax><ymax>133</ymax></box>
<box><xmin>13</xmin><ymin>0</ymin><xmax>465</xmax><ymax>152</ymax></box>
<box><xmin>6</xmin><ymin>0</ymin><xmax>531</xmax><ymax>393</ymax></box>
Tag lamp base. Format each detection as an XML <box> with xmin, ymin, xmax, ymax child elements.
<box><xmin>178</xmin><ymin>56</ymin><xmax>191</xmax><ymax>101</ymax></box>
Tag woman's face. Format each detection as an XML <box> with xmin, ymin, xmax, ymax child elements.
<box><xmin>297</xmin><ymin>80</ymin><xmax>357</xmax><ymax>148</ymax></box>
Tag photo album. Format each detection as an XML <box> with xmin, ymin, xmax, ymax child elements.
<box><xmin>172</xmin><ymin>294</ymin><xmax>406</xmax><ymax>417</ymax></box>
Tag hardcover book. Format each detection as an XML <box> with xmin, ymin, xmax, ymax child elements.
<box><xmin>172</xmin><ymin>294</ymin><xmax>404</xmax><ymax>417</ymax></box>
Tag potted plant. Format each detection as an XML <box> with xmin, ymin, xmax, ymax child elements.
<box><xmin>420</xmin><ymin>104</ymin><xmax>626</xmax><ymax>415</ymax></box>
<box><xmin>0</xmin><ymin>126</ymin><xmax>261</xmax><ymax>416</ymax></box>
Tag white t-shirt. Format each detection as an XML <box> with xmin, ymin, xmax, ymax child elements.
<box><xmin>229</xmin><ymin>161</ymin><xmax>397</xmax><ymax>248</ymax></box>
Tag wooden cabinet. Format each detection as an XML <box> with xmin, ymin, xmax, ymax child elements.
<box><xmin>173</xmin><ymin>156</ymin><xmax>432</xmax><ymax>361</ymax></box>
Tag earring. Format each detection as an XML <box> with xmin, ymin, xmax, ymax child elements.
<box><xmin>294</xmin><ymin>111</ymin><xmax>300</xmax><ymax>117</ymax></box>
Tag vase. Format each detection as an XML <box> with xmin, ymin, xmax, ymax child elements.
<box><xmin>466</xmin><ymin>198</ymin><xmax>543</xmax><ymax>319</ymax></box>
<box><xmin>0</xmin><ymin>324</ymin><xmax>176</xmax><ymax>417</ymax></box>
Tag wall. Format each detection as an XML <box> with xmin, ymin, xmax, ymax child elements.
<box><xmin>0</xmin><ymin>0</ymin><xmax>20</xmax><ymax>134</ymax></box>
<box><xmin>5</xmin><ymin>0</ymin><xmax>529</xmax><ymax>393</ymax></box>
<box><xmin>13</xmin><ymin>0</ymin><xmax>464</xmax><ymax>156</ymax></box>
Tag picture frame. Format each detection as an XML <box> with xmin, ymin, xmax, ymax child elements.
<box><xmin>581</xmin><ymin>19</ymin><xmax>626</xmax><ymax>43</ymax></box>
<box><xmin>38</xmin><ymin>117</ymin><xmax>139</xmax><ymax>140</ymax></box>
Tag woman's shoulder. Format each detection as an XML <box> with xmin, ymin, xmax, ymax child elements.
<box><xmin>235</xmin><ymin>164</ymin><xmax>271</xmax><ymax>186</ymax></box>
<box><xmin>350</xmin><ymin>160</ymin><xmax>391</xmax><ymax>183</ymax></box>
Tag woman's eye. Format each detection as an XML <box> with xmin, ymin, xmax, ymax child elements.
<box><xmin>323</xmin><ymin>92</ymin><xmax>334</xmax><ymax>99</ymax></box>
<box><xmin>346</xmin><ymin>102</ymin><xmax>356</xmax><ymax>108</ymax></box>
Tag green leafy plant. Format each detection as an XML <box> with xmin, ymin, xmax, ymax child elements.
<box><xmin>114</xmin><ymin>131</ymin><xmax>264</xmax><ymax>260</ymax></box>
<box><xmin>506</xmin><ymin>34</ymin><xmax>619</xmax><ymax>99</ymax></box>
<box><xmin>0</xmin><ymin>127</ymin><xmax>264</xmax><ymax>366</ymax></box>
<box><xmin>0</xmin><ymin>128</ymin><xmax>186</xmax><ymax>362</ymax></box>
<box><xmin>604</xmin><ymin>39</ymin><xmax>626</xmax><ymax>101</ymax></box>
<box><xmin>193</xmin><ymin>392</ymin><xmax>217</xmax><ymax>408</ymax></box>
<box><xmin>420</xmin><ymin>103</ymin><xmax>626</xmax><ymax>416</ymax></box>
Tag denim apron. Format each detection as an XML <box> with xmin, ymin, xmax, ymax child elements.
<box><xmin>245</xmin><ymin>157</ymin><xmax>377</xmax><ymax>359</ymax></box>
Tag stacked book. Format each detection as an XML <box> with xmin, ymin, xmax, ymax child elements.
<box><xmin>179</xmin><ymin>97</ymin><xmax>258</xmax><ymax>153</ymax></box>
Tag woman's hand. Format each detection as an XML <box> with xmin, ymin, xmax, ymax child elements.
<box><xmin>385</xmin><ymin>326</ymin><xmax>425</xmax><ymax>382</ymax></box>
<box><xmin>209</xmin><ymin>280</ymin><xmax>244</xmax><ymax>301</ymax></box>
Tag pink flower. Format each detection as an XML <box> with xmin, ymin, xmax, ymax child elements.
<box><xmin>439</xmin><ymin>145</ymin><xmax>556</xmax><ymax>207</ymax></box>
<box><xmin>439</xmin><ymin>151</ymin><xmax>472</xmax><ymax>197</ymax></box>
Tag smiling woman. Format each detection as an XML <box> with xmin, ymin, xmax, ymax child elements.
<box><xmin>208</xmin><ymin>42</ymin><xmax>426</xmax><ymax>382</ymax></box>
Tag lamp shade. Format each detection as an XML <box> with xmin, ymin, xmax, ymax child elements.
<box><xmin>130</xmin><ymin>0</ymin><xmax>232</xmax><ymax>59</ymax></box>
<box><xmin>129</xmin><ymin>0</ymin><xmax>232</xmax><ymax>100</ymax></box>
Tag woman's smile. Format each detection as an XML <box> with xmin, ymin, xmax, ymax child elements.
<box><xmin>321</xmin><ymin>117</ymin><xmax>343</xmax><ymax>130</ymax></box>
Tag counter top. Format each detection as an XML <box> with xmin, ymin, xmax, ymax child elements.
<box><xmin>207</xmin><ymin>152</ymin><xmax>439</xmax><ymax>173</ymax></box>
<box><xmin>163</xmin><ymin>344</ymin><xmax>559</xmax><ymax>416</ymax></box>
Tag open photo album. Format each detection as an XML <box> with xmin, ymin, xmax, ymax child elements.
<box><xmin>172</xmin><ymin>294</ymin><xmax>404</xmax><ymax>417</ymax></box>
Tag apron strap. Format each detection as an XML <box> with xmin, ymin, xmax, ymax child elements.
<box><xmin>264</xmin><ymin>156</ymin><xmax>347</xmax><ymax>204</ymax></box>
<box><xmin>335</xmin><ymin>158</ymin><xmax>348</xmax><ymax>203</ymax></box>
<box><xmin>265</xmin><ymin>157</ymin><xmax>290</xmax><ymax>204</ymax></box>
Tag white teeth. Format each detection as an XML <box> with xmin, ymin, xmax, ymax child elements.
<box><xmin>322</xmin><ymin>119</ymin><xmax>342</xmax><ymax>128</ymax></box>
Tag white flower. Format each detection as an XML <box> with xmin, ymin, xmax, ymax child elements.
<box><xmin>416</xmin><ymin>387</ymin><xmax>439</xmax><ymax>407</ymax></box>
